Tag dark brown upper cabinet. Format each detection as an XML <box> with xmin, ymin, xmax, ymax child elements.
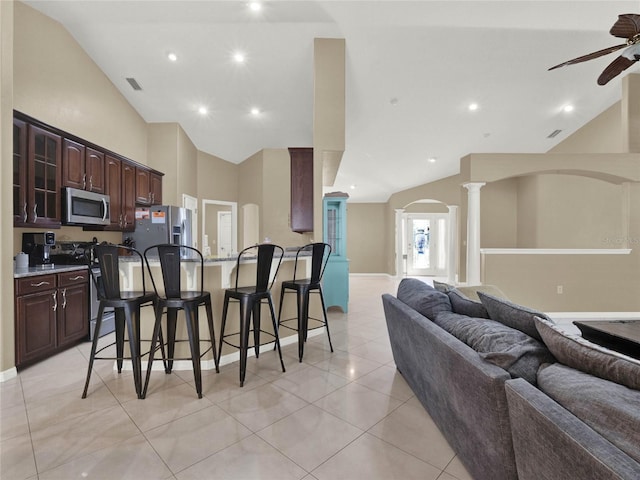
<box><xmin>289</xmin><ymin>147</ymin><xmax>314</xmax><ymax>233</ymax></box>
<box><xmin>62</xmin><ymin>139</ymin><xmax>105</xmax><ymax>193</ymax></box>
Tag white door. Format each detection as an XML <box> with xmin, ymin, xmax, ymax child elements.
<box><xmin>406</xmin><ymin>214</ymin><xmax>448</xmax><ymax>276</ymax></box>
<box><xmin>217</xmin><ymin>211</ymin><xmax>233</xmax><ymax>257</ymax></box>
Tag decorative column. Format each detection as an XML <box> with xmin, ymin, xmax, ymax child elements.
<box><xmin>447</xmin><ymin>205</ymin><xmax>458</xmax><ymax>284</ymax></box>
<box><xmin>463</xmin><ymin>183</ymin><xmax>485</xmax><ymax>285</ymax></box>
<box><xmin>395</xmin><ymin>209</ymin><xmax>405</xmax><ymax>277</ymax></box>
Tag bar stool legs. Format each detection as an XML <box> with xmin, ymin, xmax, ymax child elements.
<box><xmin>218</xmin><ymin>294</ymin><xmax>286</xmax><ymax>387</ymax></box>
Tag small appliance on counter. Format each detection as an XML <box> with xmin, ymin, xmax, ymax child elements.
<box><xmin>22</xmin><ymin>231</ymin><xmax>56</xmax><ymax>267</ymax></box>
<box><xmin>127</xmin><ymin>205</ymin><xmax>193</xmax><ymax>254</ymax></box>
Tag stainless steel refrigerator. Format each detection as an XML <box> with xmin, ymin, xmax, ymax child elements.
<box><xmin>127</xmin><ymin>205</ymin><xmax>193</xmax><ymax>254</ymax></box>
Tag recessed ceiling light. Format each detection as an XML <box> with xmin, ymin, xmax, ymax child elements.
<box><xmin>468</xmin><ymin>103</ymin><xmax>479</xmax><ymax>111</ymax></box>
<box><xmin>234</xmin><ymin>52</ymin><xmax>245</xmax><ymax>63</ymax></box>
<box><xmin>251</xmin><ymin>107</ymin><xmax>260</xmax><ymax>115</ymax></box>
<box><xmin>350</xmin><ymin>184</ymin><xmax>357</xmax><ymax>190</ymax></box>
<box><xmin>427</xmin><ymin>157</ymin><xmax>437</xmax><ymax>163</ymax></box>
<box><xmin>563</xmin><ymin>104</ymin><xmax>574</xmax><ymax>113</ymax></box>
<box><xmin>198</xmin><ymin>106</ymin><xmax>208</xmax><ymax>115</ymax></box>
<box><xmin>167</xmin><ymin>52</ymin><xmax>177</xmax><ymax>62</ymax></box>
<box><xmin>249</xmin><ymin>2</ymin><xmax>262</xmax><ymax>12</ymax></box>
<box><xmin>390</xmin><ymin>97</ymin><xmax>399</xmax><ymax>106</ymax></box>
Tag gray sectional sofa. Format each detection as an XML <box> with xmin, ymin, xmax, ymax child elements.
<box><xmin>382</xmin><ymin>278</ymin><xmax>640</xmax><ymax>480</ymax></box>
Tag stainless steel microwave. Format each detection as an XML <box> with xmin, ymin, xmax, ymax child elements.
<box><xmin>63</xmin><ymin>187</ymin><xmax>110</xmax><ymax>226</ymax></box>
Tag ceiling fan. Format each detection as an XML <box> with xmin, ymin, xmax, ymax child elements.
<box><xmin>549</xmin><ymin>13</ymin><xmax>640</xmax><ymax>85</ymax></box>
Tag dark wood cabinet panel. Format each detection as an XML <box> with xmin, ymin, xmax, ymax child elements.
<box><xmin>15</xmin><ymin>270</ymin><xmax>89</xmax><ymax>368</ymax></box>
<box><xmin>86</xmin><ymin>147</ymin><xmax>105</xmax><ymax>193</ymax></box>
<box><xmin>122</xmin><ymin>162</ymin><xmax>136</xmax><ymax>231</ymax></box>
<box><xmin>15</xmin><ymin>290</ymin><xmax>57</xmax><ymax>366</ymax></box>
<box><xmin>150</xmin><ymin>172</ymin><xmax>163</xmax><ymax>205</ymax></box>
<box><xmin>63</xmin><ymin>141</ymin><xmax>105</xmax><ymax>194</ymax></box>
<box><xmin>57</xmin><ymin>271</ymin><xmax>89</xmax><ymax>347</ymax></box>
<box><xmin>62</xmin><ymin>138</ymin><xmax>86</xmax><ymax>190</ymax></box>
<box><xmin>105</xmin><ymin>155</ymin><xmax>123</xmax><ymax>229</ymax></box>
<box><xmin>289</xmin><ymin>147</ymin><xmax>314</xmax><ymax>233</ymax></box>
<box><xmin>135</xmin><ymin>167</ymin><xmax>151</xmax><ymax>205</ymax></box>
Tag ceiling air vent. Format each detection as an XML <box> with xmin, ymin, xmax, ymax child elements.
<box><xmin>547</xmin><ymin>129</ymin><xmax>562</xmax><ymax>139</ymax></box>
<box><xmin>126</xmin><ymin>77</ymin><xmax>142</xmax><ymax>91</ymax></box>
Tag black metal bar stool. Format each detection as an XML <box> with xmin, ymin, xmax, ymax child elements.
<box><xmin>82</xmin><ymin>244</ymin><xmax>158</xmax><ymax>399</ymax></box>
<box><xmin>277</xmin><ymin>243</ymin><xmax>333</xmax><ymax>362</ymax></box>
<box><xmin>217</xmin><ymin>243</ymin><xmax>285</xmax><ymax>386</ymax></box>
<box><xmin>142</xmin><ymin>244</ymin><xmax>219</xmax><ymax>399</ymax></box>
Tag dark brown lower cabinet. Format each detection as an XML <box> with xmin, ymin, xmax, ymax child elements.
<box><xmin>15</xmin><ymin>270</ymin><xmax>89</xmax><ymax>368</ymax></box>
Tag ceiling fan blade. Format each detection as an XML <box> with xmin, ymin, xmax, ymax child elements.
<box><xmin>548</xmin><ymin>43</ymin><xmax>628</xmax><ymax>70</ymax></box>
<box><xmin>597</xmin><ymin>55</ymin><xmax>637</xmax><ymax>85</ymax></box>
<box><xmin>609</xmin><ymin>13</ymin><xmax>640</xmax><ymax>39</ymax></box>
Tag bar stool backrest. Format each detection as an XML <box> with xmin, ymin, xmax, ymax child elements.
<box><xmin>144</xmin><ymin>244</ymin><xmax>205</xmax><ymax>299</ymax></box>
<box><xmin>91</xmin><ymin>244</ymin><xmax>146</xmax><ymax>300</ymax></box>
<box><xmin>234</xmin><ymin>243</ymin><xmax>284</xmax><ymax>293</ymax></box>
<box><xmin>295</xmin><ymin>242</ymin><xmax>331</xmax><ymax>283</ymax></box>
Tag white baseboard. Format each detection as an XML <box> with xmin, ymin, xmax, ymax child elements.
<box><xmin>0</xmin><ymin>367</ymin><xmax>17</xmax><ymax>383</ymax></box>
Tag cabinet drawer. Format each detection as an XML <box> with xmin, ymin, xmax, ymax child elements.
<box><xmin>58</xmin><ymin>270</ymin><xmax>89</xmax><ymax>287</ymax></box>
<box><xmin>16</xmin><ymin>275</ymin><xmax>57</xmax><ymax>295</ymax></box>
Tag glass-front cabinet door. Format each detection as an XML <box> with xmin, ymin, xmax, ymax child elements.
<box><xmin>13</xmin><ymin>118</ymin><xmax>28</xmax><ymax>225</ymax></box>
<box><xmin>27</xmin><ymin>125</ymin><xmax>62</xmax><ymax>226</ymax></box>
<box><xmin>323</xmin><ymin>194</ymin><xmax>349</xmax><ymax>312</ymax></box>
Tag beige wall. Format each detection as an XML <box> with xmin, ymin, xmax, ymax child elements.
<box><xmin>197</xmin><ymin>151</ymin><xmax>239</xmax><ymax>203</ymax></box>
<box><xmin>550</xmin><ymin>102</ymin><xmax>623</xmax><ymax>154</ymax></box>
<box><xmin>13</xmin><ymin>2</ymin><xmax>148</xmax><ymax>163</ymax></box>
<box><xmin>1</xmin><ymin>0</ymin><xmax>16</xmax><ymax>374</ymax></box>
<box><xmin>516</xmin><ymin>174</ymin><xmax>624</xmax><ymax>248</ymax></box>
<box><xmin>177</xmin><ymin>125</ymin><xmax>198</xmax><ymax>200</ymax></box>
<box><xmin>347</xmin><ymin>203</ymin><xmax>387</xmax><ymax>273</ymax></box>
<box><xmin>147</xmin><ymin>123</ymin><xmax>179</xmax><ymax>205</ymax></box>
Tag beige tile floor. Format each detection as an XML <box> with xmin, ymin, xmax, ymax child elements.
<box><xmin>0</xmin><ymin>275</ymin><xmax>473</xmax><ymax>480</ymax></box>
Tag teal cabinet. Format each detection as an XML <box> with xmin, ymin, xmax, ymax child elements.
<box><xmin>323</xmin><ymin>194</ymin><xmax>349</xmax><ymax>312</ymax></box>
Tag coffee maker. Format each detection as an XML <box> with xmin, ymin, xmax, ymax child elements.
<box><xmin>22</xmin><ymin>231</ymin><xmax>56</xmax><ymax>267</ymax></box>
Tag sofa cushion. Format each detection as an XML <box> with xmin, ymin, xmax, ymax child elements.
<box><xmin>434</xmin><ymin>311</ymin><xmax>555</xmax><ymax>384</ymax></box>
<box><xmin>537</xmin><ymin>363</ymin><xmax>640</xmax><ymax>464</ymax></box>
<box><xmin>447</xmin><ymin>289</ymin><xmax>489</xmax><ymax>318</ymax></box>
<box><xmin>396</xmin><ymin>278</ymin><xmax>451</xmax><ymax>320</ymax></box>
<box><xmin>478</xmin><ymin>292</ymin><xmax>551</xmax><ymax>341</ymax></box>
<box><xmin>534</xmin><ymin>316</ymin><xmax>640</xmax><ymax>390</ymax></box>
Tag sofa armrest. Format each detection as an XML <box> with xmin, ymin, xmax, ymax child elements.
<box><xmin>505</xmin><ymin>378</ymin><xmax>640</xmax><ymax>480</ymax></box>
<box><xmin>382</xmin><ymin>293</ymin><xmax>517</xmax><ymax>480</ymax></box>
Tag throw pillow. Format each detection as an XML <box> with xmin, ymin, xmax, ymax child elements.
<box><xmin>434</xmin><ymin>311</ymin><xmax>555</xmax><ymax>384</ymax></box>
<box><xmin>396</xmin><ymin>278</ymin><xmax>452</xmax><ymax>320</ymax></box>
<box><xmin>456</xmin><ymin>284</ymin><xmax>509</xmax><ymax>302</ymax></box>
<box><xmin>432</xmin><ymin>280</ymin><xmax>454</xmax><ymax>293</ymax></box>
<box><xmin>447</xmin><ymin>289</ymin><xmax>489</xmax><ymax>318</ymax></box>
<box><xmin>478</xmin><ymin>292</ymin><xmax>551</xmax><ymax>341</ymax></box>
<box><xmin>538</xmin><ymin>363</ymin><xmax>640</xmax><ymax>463</ymax></box>
<box><xmin>534</xmin><ymin>316</ymin><xmax>640</xmax><ymax>390</ymax></box>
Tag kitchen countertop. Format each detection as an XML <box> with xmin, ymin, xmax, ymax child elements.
<box><xmin>14</xmin><ymin>264</ymin><xmax>89</xmax><ymax>279</ymax></box>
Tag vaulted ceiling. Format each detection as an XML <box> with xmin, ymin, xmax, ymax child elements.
<box><xmin>25</xmin><ymin>0</ymin><xmax>640</xmax><ymax>201</ymax></box>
